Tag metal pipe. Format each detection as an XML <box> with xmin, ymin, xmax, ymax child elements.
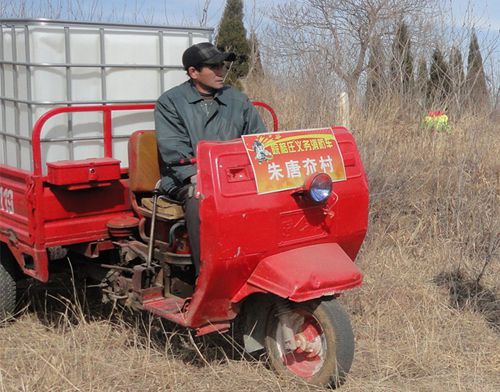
<box><xmin>146</xmin><ymin>189</ymin><xmax>160</xmax><ymax>269</ymax></box>
<box><xmin>11</xmin><ymin>25</ymin><xmax>20</xmax><ymax>167</ymax></box>
<box><xmin>103</xmin><ymin>110</ymin><xmax>112</xmax><ymax>157</ymax></box>
<box><xmin>99</xmin><ymin>28</ymin><xmax>107</xmax><ymax>105</ymax></box>
<box><xmin>64</xmin><ymin>25</ymin><xmax>74</xmax><ymax>160</ymax></box>
<box><xmin>99</xmin><ymin>264</ymin><xmax>134</xmax><ymax>272</ymax></box>
<box><xmin>0</xmin><ymin>25</ymin><xmax>6</xmax><ymax>164</ymax></box>
<box><xmin>24</xmin><ymin>24</ymin><xmax>33</xmax><ymax>170</ymax></box>
<box><xmin>159</xmin><ymin>30</ymin><xmax>165</xmax><ymax>93</ymax></box>
<box><xmin>31</xmin><ymin>104</ymin><xmax>155</xmax><ymax>176</ymax></box>
<box><xmin>0</xmin><ymin>60</ymin><xmax>183</xmax><ymax>69</ymax></box>
<box><xmin>0</xmin><ymin>18</ymin><xmax>214</xmax><ymax>34</ymax></box>
<box><xmin>252</xmin><ymin>101</ymin><xmax>280</xmax><ymax>132</ymax></box>
<box><xmin>0</xmin><ymin>131</ymin><xmax>130</xmax><ymax>142</ymax></box>
<box><xmin>0</xmin><ymin>132</ymin><xmax>31</xmax><ymax>141</ymax></box>
<box><xmin>0</xmin><ymin>97</ymin><xmax>156</xmax><ymax>105</ymax></box>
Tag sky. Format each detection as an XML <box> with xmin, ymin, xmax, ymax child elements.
<box><xmin>450</xmin><ymin>0</ymin><xmax>500</xmax><ymax>31</ymax></box>
<box><xmin>107</xmin><ymin>0</ymin><xmax>500</xmax><ymax>30</ymax></box>
<box><xmin>9</xmin><ymin>0</ymin><xmax>499</xmax><ymax>31</ymax></box>
<box><xmin>88</xmin><ymin>1</ymin><xmax>500</xmax><ymax>61</ymax></box>
<box><xmin>107</xmin><ymin>1</ymin><xmax>499</xmax><ymax>32</ymax></box>
<box><xmin>5</xmin><ymin>0</ymin><xmax>500</xmax><ymax>67</ymax></box>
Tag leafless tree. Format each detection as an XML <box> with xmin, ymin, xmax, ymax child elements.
<box><xmin>1</xmin><ymin>0</ymin><xmax>103</xmax><ymax>21</ymax></box>
<box><xmin>266</xmin><ymin>0</ymin><xmax>435</xmax><ymax>108</ymax></box>
<box><xmin>198</xmin><ymin>0</ymin><xmax>212</xmax><ymax>27</ymax></box>
<box><xmin>245</xmin><ymin>0</ymin><xmax>265</xmax><ymax>78</ymax></box>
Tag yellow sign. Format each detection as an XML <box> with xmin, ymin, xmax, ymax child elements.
<box><xmin>242</xmin><ymin>128</ymin><xmax>347</xmax><ymax>194</ymax></box>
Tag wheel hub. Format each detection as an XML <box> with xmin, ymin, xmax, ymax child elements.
<box><xmin>276</xmin><ymin>311</ymin><xmax>326</xmax><ymax>378</ymax></box>
<box><xmin>294</xmin><ymin>331</ymin><xmax>322</xmax><ymax>357</ymax></box>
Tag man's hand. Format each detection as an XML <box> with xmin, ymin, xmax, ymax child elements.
<box><xmin>190</xmin><ymin>175</ymin><xmax>197</xmax><ymax>184</ymax></box>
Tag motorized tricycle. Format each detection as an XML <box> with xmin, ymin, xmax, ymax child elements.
<box><xmin>0</xmin><ymin>103</ymin><xmax>368</xmax><ymax>388</ymax></box>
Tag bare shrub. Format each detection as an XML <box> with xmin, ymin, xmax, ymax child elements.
<box><xmin>264</xmin><ymin>0</ymin><xmax>436</xmax><ymax>108</ymax></box>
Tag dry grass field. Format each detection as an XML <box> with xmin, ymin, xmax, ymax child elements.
<box><xmin>1</xmin><ymin>81</ymin><xmax>499</xmax><ymax>391</ymax></box>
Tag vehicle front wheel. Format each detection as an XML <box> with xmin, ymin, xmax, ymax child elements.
<box><xmin>264</xmin><ymin>299</ymin><xmax>354</xmax><ymax>388</ymax></box>
<box><xmin>0</xmin><ymin>250</ymin><xmax>17</xmax><ymax>320</ymax></box>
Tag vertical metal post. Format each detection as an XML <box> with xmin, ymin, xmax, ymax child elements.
<box><xmin>99</xmin><ymin>27</ymin><xmax>108</xmax><ymax>157</ymax></box>
<box><xmin>24</xmin><ymin>24</ymin><xmax>33</xmax><ymax>170</ymax></box>
<box><xmin>103</xmin><ymin>109</ymin><xmax>112</xmax><ymax>157</ymax></box>
<box><xmin>99</xmin><ymin>28</ymin><xmax>107</xmax><ymax>102</ymax></box>
<box><xmin>159</xmin><ymin>30</ymin><xmax>165</xmax><ymax>94</ymax></box>
<box><xmin>147</xmin><ymin>189</ymin><xmax>160</xmax><ymax>269</ymax></box>
<box><xmin>64</xmin><ymin>25</ymin><xmax>74</xmax><ymax>160</ymax></box>
<box><xmin>11</xmin><ymin>25</ymin><xmax>21</xmax><ymax>168</ymax></box>
<box><xmin>0</xmin><ymin>24</ymin><xmax>7</xmax><ymax>164</ymax></box>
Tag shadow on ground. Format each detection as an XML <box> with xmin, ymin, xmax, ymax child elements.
<box><xmin>434</xmin><ymin>269</ymin><xmax>500</xmax><ymax>333</ymax></box>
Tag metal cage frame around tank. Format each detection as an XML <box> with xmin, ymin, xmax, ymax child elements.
<box><xmin>0</xmin><ymin>18</ymin><xmax>213</xmax><ymax>169</ymax></box>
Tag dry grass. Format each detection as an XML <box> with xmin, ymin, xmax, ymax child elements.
<box><xmin>342</xmin><ymin>108</ymin><xmax>500</xmax><ymax>391</ymax></box>
<box><xmin>1</xmin><ymin>79</ymin><xmax>499</xmax><ymax>391</ymax></box>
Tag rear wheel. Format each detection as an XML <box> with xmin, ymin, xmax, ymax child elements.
<box><xmin>0</xmin><ymin>249</ymin><xmax>17</xmax><ymax>320</ymax></box>
<box><xmin>264</xmin><ymin>299</ymin><xmax>354</xmax><ymax>388</ymax></box>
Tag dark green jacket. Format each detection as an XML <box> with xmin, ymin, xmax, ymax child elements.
<box><xmin>154</xmin><ymin>80</ymin><xmax>266</xmax><ymax>192</ymax></box>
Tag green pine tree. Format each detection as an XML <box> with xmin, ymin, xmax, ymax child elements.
<box><xmin>391</xmin><ymin>21</ymin><xmax>413</xmax><ymax>98</ymax></box>
<box><xmin>215</xmin><ymin>0</ymin><xmax>250</xmax><ymax>88</ymax></box>
<box><xmin>415</xmin><ymin>57</ymin><xmax>428</xmax><ymax>106</ymax></box>
<box><xmin>365</xmin><ymin>37</ymin><xmax>385</xmax><ymax>107</ymax></box>
<box><xmin>465</xmin><ymin>30</ymin><xmax>489</xmax><ymax>111</ymax></box>
<box><xmin>449</xmin><ymin>46</ymin><xmax>465</xmax><ymax>109</ymax></box>
<box><xmin>427</xmin><ymin>48</ymin><xmax>451</xmax><ymax>108</ymax></box>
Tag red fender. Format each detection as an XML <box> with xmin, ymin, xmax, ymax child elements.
<box><xmin>232</xmin><ymin>243</ymin><xmax>362</xmax><ymax>303</ymax></box>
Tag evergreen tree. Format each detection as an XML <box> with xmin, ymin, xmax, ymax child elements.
<box><xmin>427</xmin><ymin>48</ymin><xmax>451</xmax><ymax>108</ymax></box>
<box><xmin>215</xmin><ymin>0</ymin><xmax>250</xmax><ymax>87</ymax></box>
<box><xmin>449</xmin><ymin>46</ymin><xmax>465</xmax><ymax>109</ymax></box>
<box><xmin>449</xmin><ymin>46</ymin><xmax>465</xmax><ymax>90</ymax></box>
<box><xmin>465</xmin><ymin>30</ymin><xmax>489</xmax><ymax>111</ymax></box>
<box><xmin>365</xmin><ymin>37</ymin><xmax>385</xmax><ymax>107</ymax></box>
<box><xmin>391</xmin><ymin>21</ymin><xmax>413</xmax><ymax>98</ymax></box>
<box><xmin>415</xmin><ymin>57</ymin><xmax>428</xmax><ymax>106</ymax></box>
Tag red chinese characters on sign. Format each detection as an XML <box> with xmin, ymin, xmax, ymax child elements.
<box><xmin>241</xmin><ymin>128</ymin><xmax>347</xmax><ymax>194</ymax></box>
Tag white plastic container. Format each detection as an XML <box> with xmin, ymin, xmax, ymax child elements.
<box><xmin>0</xmin><ymin>19</ymin><xmax>213</xmax><ymax>172</ymax></box>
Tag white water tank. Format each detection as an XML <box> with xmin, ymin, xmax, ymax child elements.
<box><xmin>0</xmin><ymin>19</ymin><xmax>213</xmax><ymax>172</ymax></box>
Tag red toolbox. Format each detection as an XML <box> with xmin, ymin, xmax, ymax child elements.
<box><xmin>46</xmin><ymin>157</ymin><xmax>121</xmax><ymax>189</ymax></box>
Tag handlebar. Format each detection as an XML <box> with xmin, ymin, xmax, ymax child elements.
<box><xmin>165</xmin><ymin>157</ymin><xmax>198</xmax><ymax>167</ymax></box>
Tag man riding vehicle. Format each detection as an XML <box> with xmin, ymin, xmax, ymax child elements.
<box><xmin>154</xmin><ymin>42</ymin><xmax>266</xmax><ymax>275</ymax></box>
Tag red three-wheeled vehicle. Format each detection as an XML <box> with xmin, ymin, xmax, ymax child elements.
<box><xmin>0</xmin><ymin>103</ymin><xmax>368</xmax><ymax>387</ymax></box>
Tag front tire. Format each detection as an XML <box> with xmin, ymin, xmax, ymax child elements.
<box><xmin>0</xmin><ymin>249</ymin><xmax>17</xmax><ymax>320</ymax></box>
<box><xmin>264</xmin><ymin>299</ymin><xmax>354</xmax><ymax>388</ymax></box>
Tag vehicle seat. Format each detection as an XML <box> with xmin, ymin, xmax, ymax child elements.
<box><xmin>128</xmin><ymin>130</ymin><xmax>184</xmax><ymax>220</ymax></box>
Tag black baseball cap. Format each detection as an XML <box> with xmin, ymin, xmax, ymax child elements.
<box><xmin>182</xmin><ymin>42</ymin><xmax>236</xmax><ymax>69</ymax></box>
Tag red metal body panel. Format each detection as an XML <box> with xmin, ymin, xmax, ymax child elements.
<box><xmin>1</xmin><ymin>102</ymin><xmax>367</xmax><ymax>334</ymax></box>
<box><xmin>0</xmin><ymin>102</ymin><xmax>278</xmax><ymax>283</ymax></box>
<box><xmin>1</xmin><ymin>104</ymin><xmax>155</xmax><ymax>281</ymax></box>
<box><xmin>41</xmin><ymin>180</ymin><xmax>134</xmax><ymax>246</ymax></box>
<box><xmin>232</xmin><ymin>243</ymin><xmax>362</xmax><ymax>303</ymax></box>
<box><xmin>180</xmin><ymin>128</ymin><xmax>368</xmax><ymax>328</ymax></box>
<box><xmin>0</xmin><ymin>165</ymin><xmax>33</xmax><ymax>247</ymax></box>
